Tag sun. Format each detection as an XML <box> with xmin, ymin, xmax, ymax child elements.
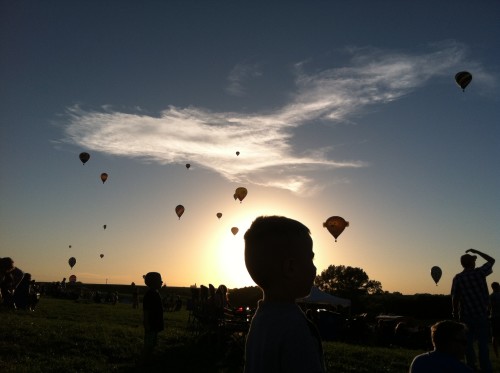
<box><xmin>215</xmin><ymin>230</ymin><xmax>254</xmax><ymax>288</ymax></box>
<box><xmin>205</xmin><ymin>201</ymin><xmax>313</xmax><ymax>289</ymax></box>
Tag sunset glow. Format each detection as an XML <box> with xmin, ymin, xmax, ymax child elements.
<box><xmin>1</xmin><ymin>1</ymin><xmax>498</xmax><ymax>296</ymax></box>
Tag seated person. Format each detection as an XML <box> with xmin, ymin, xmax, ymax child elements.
<box><xmin>410</xmin><ymin>320</ymin><xmax>472</xmax><ymax>372</ymax></box>
<box><xmin>14</xmin><ymin>273</ymin><xmax>32</xmax><ymax>309</ymax></box>
<box><xmin>0</xmin><ymin>257</ymin><xmax>24</xmax><ymax>307</ymax></box>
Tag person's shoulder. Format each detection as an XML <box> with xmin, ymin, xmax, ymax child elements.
<box><xmin>258</xmin><ymin>302</ymin><xmax>305</xmax><ymax>319</ymax></box>
<box><xmin>409</xmin><ymin>351</ymin><xmax>431</xmax><ymax>372</ymax></box>
<box><xmin>411</xmin><ymin>351</ymin><xmax>432</xmax><ymax>361</ymax></box>
<box><xmin>452</xmin><ymin>271</ymin><xmax>464</xmax><ymax>280</ymax></box>
<box><xmin>410</xmin><ymin>351</ymin><xmax>472</xmax><ymax>373</ymax></box>
<box><xmin>251</xmin><ymin>303</ymin><xmax>308</xmax><ymax>331</ymax></box>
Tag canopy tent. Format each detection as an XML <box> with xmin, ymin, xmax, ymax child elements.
<box><xmin>298</xmin><ymin>286</ymin><xmax>351</xmax><ymax>308</ymax></box>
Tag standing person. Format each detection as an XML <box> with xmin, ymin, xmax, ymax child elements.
<box><xmin>131</xmin><ymin>282</ymin><xmax>139</xmax><ymax>309</ymax></box>
<box><xmin>142</xmin><ymin>272</ymin><xmax>164</xmax><ymax>357</ymax></box>
<box><xmin>451</xmin><ymin>248</ymin><xmax>495</xmax><ymax>373</ymax></box>
<box><xmin>490</xmin><ymin>281</ymin><xmax>500</xmax><ymax>359</ymax></box>
<box><xmin>243</xmin><ymin>216</ymin><xmax>325</xmax><ymax>373</ymax></box>
<box><xmin>409</xmin><ymin>320</ymin><xmax>472</xmax><ymax>372</ymax></box>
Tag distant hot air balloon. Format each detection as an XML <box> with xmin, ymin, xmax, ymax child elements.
<box><xmin>323</xmin><ymin>216</ymin><xmax>349</xmax><ymax>242</ymax></box>
<box><xmin>430</xmin><ymin>266</ymin><xmax>442</xmax><ymax>286</ymax></box>
<box><xmin>103</xmin><ymin>224</ymin><xmax>107</xmax><ymax>230</ymax></box>
<box><xmin>69</xmin><ymin>274</ymin><xmax>77</xmax><ymax>283</ymax></box>
<box><xmin>236</xmin><ymin>151</ymin><xmax>240</xmax><ymax>156</ymax></box>
<box><xmin>231</xmin><ymin>227</ymin><xmax>239</xmax><ymax>235</ymax></box>
<box><xmin>100</xmin><ymin>254</ymin><xmax>104</xmax><ymax>259</ymax></box>
<box><xmin>234</xmin><ymin>187</ymin><xmax>247</xmax><ymax>203</ymax></box>
<box><xmin>216</xmin><ymin>212</ymin><xmax>222</xmax><ymax>219</ymax></box>
<box><xmin>79</xmin><ymin>152</ymin><xmax>90</xmax><ymax>165</ymax></box>
<box><xmin>69</xmin><ymin>245</ymin><xmax>72</xmax><ymax>249</ymax></box>
<box><xmin>175</xmin><ymin>205</ymin><xmax>185</xmax><ymax>219</ymax></box>
<box><xmin>186</xmin><ymin>164</ymin><xmax>191</xmax><ymax>169</ymax></box>
<box><xmin>455</xmin><ymin>71</ymin><xmax>472</xmax><ymax>92</ymax></box>
<box><xmin>100</xmin><ymin>173</ymin><xmax>108</xmax><ymax>183</ymax></box>
<box><xmin>68</xmin><ymin>257</ymin><xmax>76</xmax><ymax>269</ymax></box>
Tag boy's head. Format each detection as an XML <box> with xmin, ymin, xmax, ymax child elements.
<box><xmin>492</xmin><ymin>282</ymin><xmax>500</xmax><ymax>292</ymax></box>
<box><xmin>244</xmin><ymin>216</ymin><xmax>316</xmax><ymax>298</ymax></box>
<box><xmin>430</xmin><ymin>320</ymin><xmax>467</xmax><ymax>358</ymax></box>
<box><xmin>143</xmin><ymin>272</ymin><xmax>163</xmax><ymax>289</ymax></box>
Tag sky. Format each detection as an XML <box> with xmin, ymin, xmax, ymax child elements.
<box><xmin>1</xmin><ymin>1</ymin><xmax>499</xmax><ymax>295</ymax></box>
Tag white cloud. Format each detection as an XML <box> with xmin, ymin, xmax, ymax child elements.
<box><xmin>63</xmin><ymin>43</ymin><xmax>470</xmax><ymax>194</ymax></box>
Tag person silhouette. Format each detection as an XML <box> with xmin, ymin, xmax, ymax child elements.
<box><xmin>451</xmin><ymin>248</ymin><xmax>495</xmax><ymax>373</ymax></box>
<box><xmin>243</xmin><ymin>216</ymin><xmax>325</xmax><ymax>373</ymax></box>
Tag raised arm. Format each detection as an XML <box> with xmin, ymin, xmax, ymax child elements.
<box><xmin>466</xmin><ymin>248</ymin><xmax>495</xmax><ymax>265</ymax></box>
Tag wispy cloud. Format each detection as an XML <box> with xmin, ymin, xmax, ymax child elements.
<box><xmin>62</xmin><ymin>43</ymin><xmax>471</xmax><ymax>194</ymax></box>
<box><xmin>225</xmin><ymin>62</ymin><xmax>263</xmax><ymax>96</ymax></box>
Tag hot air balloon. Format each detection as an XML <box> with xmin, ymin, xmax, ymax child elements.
<box><xmin>234</xmin><ymin>187</ymin><xmax>247</xmax><ymax>203</ymax></box>
<box><xmin>236</xmin><ymin>151</ymin><xmax>240</xmax><ymax>156</ymax></box>
<box><xmin>430</xmin><ymin>266</ymin><xmax>442</xmax><ymax>286</ymax></box>
<box><xmin>103</xmin><ymin>224</ymin><xmax>107</xmax><ymax>230</ymax></box>
<box><xmin>186</xmin><ymin>164</ymin><xmax>191</xmax><ymax>169</ymax></box>
<box><xmin>79</xmin><ymin>152</ymin><xmax>90</xmax><ymax>165</ymax></box>
<box><xmin>323</xmin><ymin>216</ymin><xmax>349</xmax><ymax>242</ymax></box>
<box><xmin>100</xmin><ymin>173</ymin><xmax>108</xmax><ymax>183</ymax></box>
<box><xmin>68</xmin><ymin>257</ymin><xmax>76</xmax><ymax>269</ymax></box>
<box><xmin>69</xmin><ymin>274</ymin><xmax>77</xmax><ymax>283</ymax></box>
<box><xmin>231</xmin><ymin>227</ymin><xmax>239</xmax><ymax>235</ymax></box>
<box><xmin>175</xmin><ymin>205</ymin><xmax>185</xmax><ymax>219</ymax></box>
<box><xmin>455</xmin><ymin>71</ymin><xmax>472</xmax><ymax>92</ymax></box>
<box><xmin>216</xmin><ymin>212</ymin><xmax>222</xmax><ymax>219</ymax></box>
<box><xmin>100</xmin><ymin>254</ymin><xmax>104</xmax><ymax>259</ymax></box>
<box><xmin>69</xmin><ymin>245</ymin><xmax>72</xmax><ymax>249</ymax></box>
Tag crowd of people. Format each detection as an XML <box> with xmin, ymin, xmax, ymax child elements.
<box><xmin>0</xmin><ymin>257</ymin><xmax>40</xmax><ymax>311</ymax></box>
<box><xmin>3</xmin><ymin>216</ymin><xmax>499</xmax><ymax>372</ymax></box>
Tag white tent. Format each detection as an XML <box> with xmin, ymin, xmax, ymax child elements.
<box><xmin>298</xmin><ymin>286</ymin><xmax>351</xmax><ymax>308</ymax></box>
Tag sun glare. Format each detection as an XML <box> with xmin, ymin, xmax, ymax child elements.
<box><xmin>215</xmin><ymin>230</ymin><xmax>254</xmax><ymax>288</ymax></box>
<box><xmin>203</xmin><ymin>198</ymin><xmax>320</xmax><ymax>289</ymax></box>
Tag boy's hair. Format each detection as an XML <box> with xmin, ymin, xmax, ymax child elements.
<box><xmin>143</xmin><ymin>272</ymin><xmax>161</xmax><ymax>287</ymax></box>
<box><xmin>492</xmin><ymin>282</ymin><xmax>500</xmax><ymax>291</ymax></box>
<box><xmin>431</xmin><ymin>320</ymin><xmax>466</xmax><ymax>350</ymax></box>
<box><xmin>244</xmin><ymin>215</ymin><xmax>312</xmax><ymax>289</ymax></box>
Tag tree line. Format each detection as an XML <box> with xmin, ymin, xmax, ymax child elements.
<box><xmin>229</xmin><ymin>264</ymin><xmax>452</xmax><ymax>320</ymax></box>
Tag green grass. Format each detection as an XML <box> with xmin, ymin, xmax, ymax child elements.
<box><xmin>1</xmin><ymin>297</ymin><xmax>498</xmax><ymax>372</ymax></box>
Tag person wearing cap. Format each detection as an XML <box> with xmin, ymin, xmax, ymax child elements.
<box><xmin>451</xmin><ymin>248</ymin><xmax>495</xmax><ymax>373</ymax></box>
<box><xmin>142</xmin><ymin>272</ymin><xmax>164</xmax><ymax>358</ymax></box>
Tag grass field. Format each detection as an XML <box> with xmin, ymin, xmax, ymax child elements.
<box><xmin>1</xmin><ymin>297</ymin><xmax>498</xmax><ymax>372</ymax></box>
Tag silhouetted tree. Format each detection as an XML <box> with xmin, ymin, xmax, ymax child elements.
<box><xmin>314</xmin><ymin>265</ymin><xmax>383</xmax><ymax>299</ymax></box>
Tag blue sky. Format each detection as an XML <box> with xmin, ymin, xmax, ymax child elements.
<box><xmin>1</xmin><ymin>1</ymin><xmax>499</xmax><ymax>294</ymax></box>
